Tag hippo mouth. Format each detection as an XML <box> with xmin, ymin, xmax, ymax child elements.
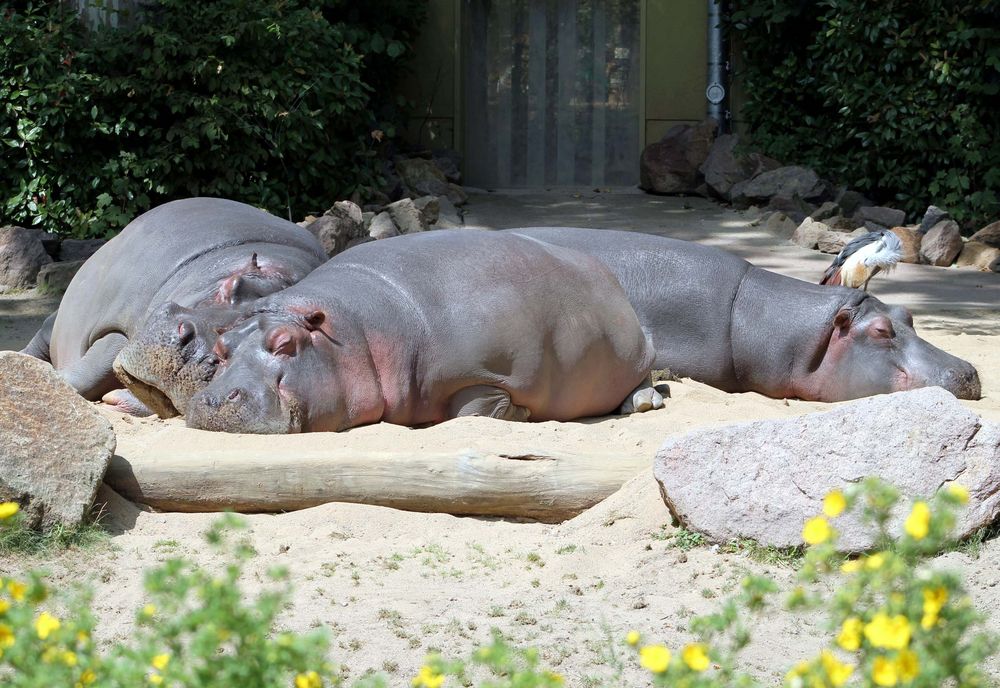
<box><xmin>113</xmin><ymin>357</ymin><xmax>181</xmax><ymax>419</ymax></box>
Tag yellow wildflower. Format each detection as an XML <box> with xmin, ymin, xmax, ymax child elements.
<box><xmin>865</xmin><ymin>553</ymin><xmax>886</xmax><ymax>570</ymax></box>
<box><xmin>544</xmin><ymin>671</ymin><xmax>564</xmax><ymax>684</ymax></box>
<box><xmin>922</xmin><ymin>587</ymin><xmax>948</xmax><ymax>630</ymax></box>
<box><xmin>947</xmin><ymin>483</ymin><xmax>970</xmax><ymax>504</ymax></box>
<box><xmin>80</xmin><ymin>669</ymin><xmax>97</xmax><ymax>684</ymax></box>
<box><xmin>7</xmin><ymin>580</ymin><xmax>26</xmax><ymax>601</ymax></box>
<box><xmin>840</xmin><ymin>559</ymin><xmax>862</xmax><ymax>574</ymax></box>
<box><xmin>148</xmin><ymin>675</ymin><xmax>163</xmax><ymax>686</ymax></box>
<box><xmin>142</xmin><ymin>604</ymin><xmax>157</xmax><ymax>618</ymax></box>
<box><xmin>872</xmin><ymin>656</ymin><xmax>898</xmax><ymax>686</ymax></box>
<box><xmin>411</xmin><ymin>665</ymin><xmax>444</xmax><ymax>688</ymax></box>
<box><xmin>295</xmin><ymin>670</ymin><xmax>323</xmax><ymax>688</ymax></box>
<box><xmin>626</xmin><ymin>630</ymin><xmax>641</xmax><ymax>646</ymax></box>
<box><xmin>682</xmin><ymin>643</ymin><xmax>710</xmax><ymax>672</ymax></box>
<box><xmin>864</xmin><ymin>613</ymin><xmax>911</xmax><ymax>650</ymax></box>
<box><xmin>35</xmin><ymin>612</ymin><xmax>61</xmax><ymax>640</ymax></box>
<box><xmin>802</xmin><ymin>516</ymin><xmax>832</xmax><ymax>545</ymax></box>
<box><xmin>639</xmin><ymin>645</ymin><xmax>672</xmax><ymax>673</ymax></box>
<box><xmin>76</xmin><ymin>630</ymin><xmax>90</xmax><ymax>645</ymax></box>
<box><xmin>820</xmin><ymin>650</ymin><xmax>853</xmax><ymax>687</ymax></box>
<box><xmin>62</xmin><ymin>651</ymin><xmax>78</xmax><ymax>667</ymax></box>
<box><xmin>151</xmin><ymin>653</ymin><xmax>170</xmax><ymax>671</ymax></box>
<box><xmin>824</xmin><ymin>490</ymin><xmax>847</xmax><ymax>517</ymax></box>
<box><xmin>898</xmin><ymin>649</ymin><xmax>919</xmax><ymax>681</ymax></box>
<box><xmin>0</xmin><ymin>624</ymin><xmax>14</xmax><ymax>648</ymax></box>
<box><xmin>0</xmin><ymin>502</ymin><xmax>19</xmax><ymax>520</ymax></box>
<box><xmin>785</xmin><ymin>660</ymin><xmax>811</xmax><ymax>682</ymax></box>
<box><xmin>904</xmin><ymin>501</ymin><xmax>931</xmax><ymax>540</ymax></box>
<box><xmin>42</xmin><ymin>646</ymin><xmax>59</xmax><ymax>663</ymax></box>
<box><xmin>0</xmin><ymin>599</ymin><xmax>9</xmax><ymax>614</ymax></box>
<box><xmin>837</xmin><ymin>617</ymin><xmax>862</xmax><ymax>651</ymax></box>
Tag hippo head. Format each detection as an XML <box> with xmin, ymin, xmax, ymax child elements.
<box><xmin>186</xmin><ymin>307</ymin><xmax>382</xmax><ymax>434</ymax></box>
<box><xmin>113</xmin><ymin>302</ymin><xmax>237</xmax><ymax>417</ymax></box>
<box><xmin>804</xmin><ymin>297</ymin><xmax>981</xmax><ymax>402</ymax></box>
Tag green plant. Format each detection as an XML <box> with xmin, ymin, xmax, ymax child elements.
<box><xmin>729</xmin><ymin>0</ymin><xmax>1000</xmax><ymax>227</ymax></box>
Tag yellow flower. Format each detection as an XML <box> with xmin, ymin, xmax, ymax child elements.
<box><xmin>865</xmin><ymin>553</ymin><xmax>886</xmax><ymax>570</ymax></box>
<box><xmin>898</xmin><ymin>649</ymin><xmax>919</xmax><ymax>681</ymax></box>
<box><xmin>80</xmin><ymin>669</ymin><xmax>96</xmax><ymax>684</ymax></box>
<box><xmin>148</xmin><ymin>675</ymin><xmax>163</xmax><ymax>686</ymax></box>
<box><xmin>142</xmin><ymin>604</ymin><xmax>157</xmax><ymax>618</ymax></box>
<box><xmin>0</xmin><ymin>599</ymin><xmax>9</xmax><ymax>615</ymax></box>
<box><xmin>682</xmin><ymin>643</ymin><xmax>711</xmax><ymax>672</ymax></box>
<box><xmin>824</xmin><ymin>490</ymin><xmax>847</xmax><ymax>517</ymax></box>
<box><xmin>411</xmin><ymin>665</ymin><xmax>444</xmax><ymax>688</ymax></box>
<box><xmin>544</xmin><ymin>671</ymin><xmax>564</xmax><ymax>684</ymax></box>
<box><xmin>785</xmin><ymin>660</ymin><xmax>811</xmax><ymax>682</ymax></box>
<box><xmin>802</xmin><ymin>516</ymin><xmax>832</xmax><ymax>545</ymax></box>
<box><xmin>947</xmin><ymin>483</ymin><xmax>970</xmax><ymax>504</ymax></box>
<box><xmin>904</xmin><ymin>501</ymin><xmax>931</xmax><ymax>540</ymax></box>
<box><xmin>295</xmin><ymin>670</ymin><xmax>322</xmax><ymax>688</ymax></box>
<box><xmin>151</xmin><ymin>653</ymin><xmax>170</xmax><ymax>671</ymax></box>
<box><xmin>7</xmin><ymin>580</ymin><xmax>27</xmax><ymax>601</ymax></box>
<box><xmin>820</xmin><ymin>650</ymin><xmax>853</xmax><ymax>687</ymax></box>
<box><xmin>837</xmin><ymin>617</ymin><xmax>862</xmax><ymax>651</ymax></box>
<box><xmin>864</xmin><ymin>613</ymin><xmax>911</xmax><ymax>650</ymax></box>
<box><xmin>62</xmin><ymin>650</ymin><xmax>78</xmax><ymax>666</ymax></box>
<box><xmin>76</xmin><ymin>630</ymin><xmax>90</xmax><ymax>645</ymax></box>
<box><xmin>0</xmin><ymin>502</ymin><xmax>19</xmax><ymax>520</ymax></box>
<box><xmin>626</xmin><ymin>630</ymin><xmax>641</xmax><ymax>646</ymax></box>
<box><xmin>35</xmin><ymin>612</ymin><xmax>61</xmax><ymax>640</ymax></box>
<box><xmin>872</xmin><ymin>656</ymin><xmax>899</xmax><ymax>686</ymax></box>
<box><xmin>639</xmin><ymin>644</ymin><xmax>672</xmax><ymax>673</ymax></box>
<box><xmin>922</xmin><ymin>587</ymin><xmax>948</xmax><ymax>630</ymax></box>
<box><xmin>840</xmin><ymin>559</ymin><xmax>862</xmax><ymax>574</ymax></box>
<box><xmin>0</xmin><ymin>624</ymin><xmax>14</xmax><ymax>648</ymax></box>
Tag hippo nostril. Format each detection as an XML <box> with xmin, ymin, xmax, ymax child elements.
<box><xmin>227</xmin><ymin>388</ymin><xmax>242</xmax><ymax>402</ymax></box>
<box><xmin>177</xmin><ymin>320</ymin><xmax>195</xmax><ymax>346</ymax></box>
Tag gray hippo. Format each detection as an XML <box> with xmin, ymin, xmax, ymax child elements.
<box><xmin>20</xmin><ymin>198</ymin><xmax>327</xmax><ymax>415</ymax></box>
<box><xmin>183</xmin><ymin>230</ymin><xmax>660</xmax><ymax>433</ymax></box>
<box><xmin>507</xmin><ymin>227</ymin><xmax>980</xmax><ymax>401</ymax></box>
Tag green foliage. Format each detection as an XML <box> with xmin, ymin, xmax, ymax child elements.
<box><xmin>0</xmin><ymin>0</ymin><xmax>427</xmax><ymax>238</ymax></box>
<box><xmin>0</xmin><ymin>516</ymin><xmax>109</xmax><ymax>556</ymax></box>
<box><xmin>729</xmin><ymin>0</ymin><xmax>1000</xmax><ymax>227</ymax></box>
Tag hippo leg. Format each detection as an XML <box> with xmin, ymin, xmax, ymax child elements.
<box><xmin>449</xmin><ymin>385</ymin><xmax>532</xmax><ymax>421</ymax></box>
<box><xmin>100</xmin><ymin>389</ymin><xmax>154</xmax><ymax>417</ymax></box>
<box><xmin>20</xmin><ymin>311</ymin><xmax>57</xmax><ymax>362</ymax></box>
<box><xmin>60</xmin><ymin>332</ymin><xmax>130</xmax><ymax>400</ymax></box>
<box><xmin>619</xmin><ymin>381</ymin><xmax>665</xmax><ymax>414</ymax></box>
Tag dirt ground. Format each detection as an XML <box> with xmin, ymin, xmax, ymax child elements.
<box><xmin>1</xmin><ymin>198</ymin><xmax>998</xmax><ymax>685</ymax></box>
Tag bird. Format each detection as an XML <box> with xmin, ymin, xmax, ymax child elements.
<box><xmin>820</xmin><ymin>229</ymin><xmax>903</xmax><ymax>291</ymax></box>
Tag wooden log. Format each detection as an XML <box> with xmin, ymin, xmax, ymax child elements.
<box><xmin>104</xmin><ymin>421</ymin><xmax>649</xmax><ymax>523</ymax></box>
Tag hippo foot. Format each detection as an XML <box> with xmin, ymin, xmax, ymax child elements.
<box><xmin>619</xmin><ymin>384</ymin><xmax>665</xmax><ymax>415</ymax></box>
<box><xmin>450</xmin><ymin>385</ymin><xmax>532</xmax><ymax>422</ymax></box>
<box><xmin>100</xmin><ymin>389</ymin><xmax>155</xmax><ymax>417</ymax></box>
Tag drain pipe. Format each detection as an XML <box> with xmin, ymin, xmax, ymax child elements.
<box><xmin>706</xmin><ymin>0</ymin><xmax>730</xmax><ymax>132</ymax></box>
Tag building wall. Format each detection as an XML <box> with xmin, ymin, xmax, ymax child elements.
<box><xmin>402</xmin><ymin>0</ymin><xmax>709</xmax><ymax>162</ymax></box>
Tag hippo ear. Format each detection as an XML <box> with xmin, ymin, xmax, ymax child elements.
<box><xmin>833</xmin><ymin>308</ymin><xmax>853</xmax><ymax>334</ymax></box>
<box><xmin>303</xmin><ymin>310</ymin><xmax>325</xmax><ymax>331</ymax></box>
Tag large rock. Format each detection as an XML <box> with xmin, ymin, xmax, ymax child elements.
<box><xmin>919</xmin><ymin>220</ymin><xmax>963</xmax><ymax>266</ymax></box>
<box><xmin>654</xmin><ymin>388</ymin><xmax>1000</xmax><ymax>552</ymax></box>
<box><xmin>956</xmin><ymin>241</ymin><xmax>1000</xmax><ymax>272</ymax></box>
<box><xmin>858</xmin><ymin>206</ymin><xmax>906</xmax><ymax>229</ymax></box>
<box><xmin>969</xmin><ymin>220</ymin><xmax>1000</xmax><ymax>249</ymax></box>
<box><xmin>368</xmin><ymin>211</ymin><xmax>398</xmax><ymax>240</ymax></box>
<box><xmin>395</xmin><ymin>158</ymin><xmax>451</xmax><ymax>199</ymax></box>
<box><xmin>917</xmin><ymin>205</ymin><xmax>950</xmax><ymax>235</ymax></box>
<box><xmin>59</xmin><ymin>238</ymin><xmax>106</xmax><ymax>262</ymax></box>
<box><xmin>738</xmin><ymin>165</ymin><xmax>825</xmax><ymax>203</ymax></box>
<box><xmin>699</xmin><ymin>134</ymin><xmax>751</xmax><ymax>200</ymax></box>
<box><xmin>764</xmin><ymin>212</ymin><xmax>797</xmax><ymax>239</ymax></box>
<box><xmin>435</xmin><ymin>197</ymin><xmax>463</xmax><ymax>229</ymax></box>
<box><xmin>834</xmin><ymin>189</ymin><xmax>871</xmax><ymax>216</ymax></box>
<box><xmin>36</xmin><ymin>260</ymin><xmax>85</xmax><ymax>295</ymax></box>
<box><xmin>640</xmin><ymin>119</ymin><xmax>717</xmax><ymax>194</ymax></box>
<box><xmin>0</xmin><ymin>352</ymin><xmax>115</xmax><ymax>529</ymax></box>
<box><xmin>0</xmin><ymin>226</ymin><xmax>52</xmax><ymax>292</ymax></box>
<box><xmin>413</xmin><ymin>196</ymin><xmax>440</xmax><ymax>226</ymax></box>
<box><xmin>306</xmin><ymin>201</ymin><xmax>366</xmax><ymax>257</ymax></box>
<box><xmin>889</xmin><ymin>226</ymin><xmax>921</xmax><ymax>264</ymax></box>
<box><xmin>387</xmin><ymin>197</ymin><xmax>428</xmax><ymax>235</ymax></box>
<box><xmin>791</xmin><ymin>218</ymin><xmax>830</xmax><ymax>250</ymax></box>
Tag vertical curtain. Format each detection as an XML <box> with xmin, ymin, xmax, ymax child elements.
<box><xmin>463</xmin><ymin>0</ymin><xmax>640</xmax><ymax>188</ymax></box>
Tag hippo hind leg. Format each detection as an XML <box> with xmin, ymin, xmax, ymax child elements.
<box><xmin>619</xmin><ymin>380</ymin><xmax>666</xmax><ymax>414</ymax></box>
<box><xmin>449</xmin><ymin>385</ymin><xmax>532</xmax><ymax>422</ymax></box>
<box><xmin>20</xmin><ymin>311</ymin><xmax>57</xmax><ymax>362</ymax></box>
<box><xmin>101</xmin><ymin>388</ymin><xmax>154</xmax><ymax>417</ymax></box>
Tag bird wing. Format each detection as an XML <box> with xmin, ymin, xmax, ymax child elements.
<box><xmin>818</xmin><ymin>231</ymin><xmax>881</xmax><ymax>285</ymax></box>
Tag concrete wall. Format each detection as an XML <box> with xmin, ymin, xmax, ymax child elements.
<box><xmin>400</xmin><ymin>0</ymin><xmax>459</xmax><ymax>150</ymax></box>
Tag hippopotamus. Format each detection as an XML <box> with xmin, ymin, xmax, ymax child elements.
<box><xmin>20</xmin><ymin>197</ymin><xmax>327</xmax><ymax>415</ymax></box>
<box><xmin>506</xmin><ymin>227</ymin><xmax>981</xmax><ymax>401</ymax></box>
<box><xmin>182</xmin><ymin>230</ymin><xmax>661</xmax><ymax>433</ymax></box>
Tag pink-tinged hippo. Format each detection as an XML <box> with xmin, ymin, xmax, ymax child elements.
<box><xmin>19</xmin><ymin>198</ymin><xmax>326</xmax><ymax>415</ymax></box>
<box><xmin>183</xmin><ymin>230</ymin><xmax>661</xmax><ymax>433</ymax></box>
<box><xmin>508</xmin><ymin>228</ymin><xmax>980</xmax><ymax>401</ymax></box>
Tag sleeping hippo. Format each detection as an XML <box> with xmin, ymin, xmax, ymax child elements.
<box><xmin>19</xmin><ymin>198</ymin><xmax>327</xmax><ymax>415</ymax></box>
<box><xmin>507</xmin><ymin>227</ymin><xmax>980</xmax><ymax>401</ymax></box>
<box><xmin>182</xmin><ymin>230</ymin><xmax>661</xmax><ymax>433</ymax></box>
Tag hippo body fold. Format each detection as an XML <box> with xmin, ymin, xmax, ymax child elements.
<box><xmin>185</xmin><ymin>230</ymin><xmax>656</xmax><ymax>433</ymax></box>
<box><xmin>20</xmin><ymin>198</ymin><xmax>326</xmax><ymax>410</ymax></box>
<box><xmin>508</xmin><ymin>227</ymin><xmax>981</xmax><ymax>401</ymax></box>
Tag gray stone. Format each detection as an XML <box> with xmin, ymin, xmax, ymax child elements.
<box><xmin>446</xmin><ymin>183</ymin><xmax>469</xmax><ymax>207</ymax></box>
<box><xmin>654</xmin><ymin>388</ymin><xmax>1000</xmax><ymax>551</ymax></box>
<box><xmin>59</xmin><ymin>238</ymin><xmax>106</xmax><ymax>262</ymax></box>
<box><xmin>956</xmin><ymin>241</ymin><xmax>1000</xmax><ymax>272</ymax></box>
<box><xmin>825</xmin><ymin>215</ymin><xmax>864</xmax><ymax>232</ymax></box>
<box><xmin>917</xmin><ymin>205</ymin><xmax>951</xmax><ymax>235</ymax></box>
<box><xmin>36</xmin><ymin>260</ymin><xmax>85</xmax><ymax>295</ymax></box>
<box><xmin>919</xmin><ymin>220</ymin><xmax>963</xmax><ymax>266</ymax></box>
<box><xmin>767</xmin><ymin>196</ymin><xmax>814</xmax><ymax>224</ymax></box>
<box><xmin>387</xmin><ymin>198</ymin><xmax>428</xmax><ymax>235</ymax></box>
<box><xmin>969</xmin><ymin>220</ymin><xmax>1000</xmax><ymax>249</ymax></box>
<box><xmin>413</xmin><ymin>196</ymin><xmax>440</xmax><ymax>226</ymax></box>
<box><xmin>640</xmin><ymin>119</ymin><xmax>718</xmax><ymax>194</ymax></box>
<box><xmin>0</xmin><ymin>352</ymin><xmax>115</xmax><ymax>529</ymax></box>
<box><xmin>739</xmin><ymin>166</ymin><xmax>825</xmax><ymax>203</ymax></box>
<box><xmin>0</xmin><ymin>226</ymin><xmax>52</xmax><ymax>292</ymax></box>
<box><xmin>834</xmin><ymin>189</ymin><xmax>871</xmax><ymax>216</ymax></box>
<box><xmin>432</xmin><ymin>155</ymin><xmax>462</xmax><ymax>184</ymax></box>
<box><xmin>817</xmin><ymin>229</ymin><xmax>850</xmax><ymax>255</ymax></box>
<box><xmin>435</xmin><ymin>197</ymin><xmax>463</xmax><ymax>229</ymax></box>
<box><xmin>728</xmin><ymin>179</ymin><xmax>751</xmax><ymax>208</ymax></box>
<box><xmin>368</xmin><ymin>211</ymin><xmax>399</xmax><ymax>240</ymax></box>
<box><xmin>395</xmin><ymin>157</ymin><xmax>450</xmax><ymax>199</ymax></box>
<box><xmin>331</xmin><ymin>200</ymin><xmax>364</xmax><ymax>226</ymax></box>
<box><xmin>858</xmin><ymin>205</ymin><xmax>906</xmax><ymax>229</ymax></box>
<box><xmin>306</xmin><ymin>202</ymin><xmax>366</xmax><ymax>258</ymax></box>
<box><xmin>362</xmin><ymin>212</ymin><xmax>375</xmax><ymax>231</ymax></box>
<box><xmin>790</xmin><ymin>218</ymin><xmax>829</xmax><ymax>250</ymax></box>
<box><xmin>809</xmin><ymin>201</ymin><xmax>841</xmax><ymax>222</ymax></box>
<box><xmin>699</xmin><ymin>134</ymin><xmax>751</xmax><ymax>200</ymax></box>
<box><xmin>863</xmin><ymin>220</ymin><xmax>890</xmax><ymax>233</ymax></box>
<box><xmin>764</xmin><ymin>212</ymin><xmax>797</xmax><ymax>239</ymax></box>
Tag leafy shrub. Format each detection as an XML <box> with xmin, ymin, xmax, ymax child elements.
<box><xmin>0</xmin><ymin>0</ymin><xmax>427</xmax><ymax>238</ymax></box>
<box><xmin>729</xmin><ymin>0</ymin><xmax>1000</xmax><ymax>227</ymax></box>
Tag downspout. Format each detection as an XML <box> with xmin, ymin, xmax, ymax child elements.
<box><xmin>706</xmin><ymin>0</ymin><xmax>730</xmax><ymax>133</ymax></box>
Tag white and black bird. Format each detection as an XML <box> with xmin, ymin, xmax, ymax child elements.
<box><xmin>820</xmin><ymin>229</ymin><xmax>902</xmax><ymax>291</ymax></box>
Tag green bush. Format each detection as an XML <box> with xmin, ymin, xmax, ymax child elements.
<box><xmin>0</xmin><ymin>0</ymin><xmax>427</xmax><ymax>238</ymax></box>
<box><xmin>729</xmin><ymin>0</ymin><xmax>1000</xmax><ymax>227</ymax></box>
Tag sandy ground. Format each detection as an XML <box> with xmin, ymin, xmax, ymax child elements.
<box><xmin>0</xmin><ymin>193</ymin><xmax>998</xmax><ymax>684</ymax></box>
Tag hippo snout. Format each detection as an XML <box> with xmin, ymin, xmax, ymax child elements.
<box><xmin>942</xmin><ymin>363</ymin><xmax>981</xmax><ymax>401</ymax></box>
